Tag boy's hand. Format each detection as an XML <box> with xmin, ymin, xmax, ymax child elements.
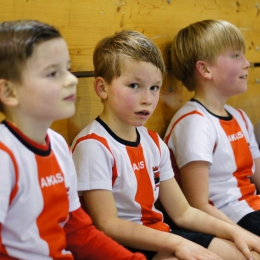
<box><xmin>174</xmin><ymin>238</ymin><xmax>223</xmax><ymax>260</ymax></box>
<box><xmin>231</xmin><ymin>227</ymin><xmax>260</xmax><ymax>260</ymax></box>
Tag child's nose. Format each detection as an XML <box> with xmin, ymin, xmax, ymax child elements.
<box><xmin>65</xmin><ymin>72</ymin><xmax>78</xmax><ymax>87</ymax></box>
<box><xmin>141</xmin><ymin>90</ymin><xmax>152</xmax><ymax>105</ymax></box>
<box><xmin>244</xmin><ymin>56</ymin><xmax>250</xmax><ymax>69</ymax></box>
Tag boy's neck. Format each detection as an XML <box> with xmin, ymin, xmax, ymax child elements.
<box><xmin>193</xmin><ymin>93</ymin><xmax>229</xmax><ymax>117</ymax></box>
<box><xmin>99</xmin><ymin>113</ymin><xmax>137</xmax><ymax>142</ymax></box>
<box><xmin>5</xmin><ymin>115</ymin><xmax>50</xmax><ymax>145</ymax></box>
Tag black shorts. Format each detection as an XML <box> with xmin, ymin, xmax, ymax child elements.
<box><xmin>237</xmin><ymin>210</ymin><xmax>260</xmax><ymax>236</ymax></box>
<box><xmin>124</xmin><ymin>230</ymin><xmax>214</xmax><ymax>260</ymax></box>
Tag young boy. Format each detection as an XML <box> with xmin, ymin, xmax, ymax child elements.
<box><xmin>164</xmin><ymin>20</ymin><xmax>260</xmax><ymax>237</ymax></box>
<box><xmin>71</xmin><ymin>29</ymin><xmax>260</xmax><ymax>260</ymax></box>
<box><xmin>0</xmin><ymin>19</ymin><xmax>146</xmax><ymax>260</ymax></box>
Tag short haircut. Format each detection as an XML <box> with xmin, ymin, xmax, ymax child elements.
<box><xmin>0</xmin><ymin>20</ymin><xmax>62</xmax><ymax>83</ymax></box>
<box><xmin>93</xmin><ymin>30</ymin><xmax>167</xmax><ymax>84</ymax></box>
<box><xmin>171</xmin><ymin>20</ymin><xmax>246</xmax><ymax>91</ymax></box>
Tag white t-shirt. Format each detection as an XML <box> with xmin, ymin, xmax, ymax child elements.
<box><xmin>0</xmin><ymin>121</ymin><xmax>80</xmax><ymax>260</ymax></box>
<box><xmin>71</xmin><ymin>117</ymin><xmax>173</xmax><ymax>231</ymax></box>
<box><xmin>165</xmin><ymin>100</ymin><xmax>260</xmax><ymax>223</ymax></box>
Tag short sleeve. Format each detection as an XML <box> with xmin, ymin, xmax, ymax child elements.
<box><xmin>172</xmin><ymin>113</ymin><xmax>216</xmax><ymax>168</ymax></box>
<box><xmin>72</xmin><ymin>138</ymin><xmax>115</xmax><ymax>192</ymax></box>
<box><xmin>0</xmin><ymin>147</ymin><xmax>16</xmax><ymax>223</ymax></box>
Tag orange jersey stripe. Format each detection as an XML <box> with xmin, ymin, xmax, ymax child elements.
<box><xmin>125</xmin><ymin>145</ymin><xmax>169</xmax><ymax>232</ymax></box>
<box><xmin>0</xmin><ymin>143</ymin><xmax>19</xmax><ymax>258</ymax></box>
<box><xmin>219</xmin><ymin>119</ymin><xmax>257</xmax><ymax>208</ymax></box>
<box><xmin>0</xmin><ymin>142</ymin><xmax>19</xmax><ymax>205</ymax></box>
<box><xmin>35</xmin><ymin>153</ymin><xmax>72</xmax><ymax>259</ymax></box>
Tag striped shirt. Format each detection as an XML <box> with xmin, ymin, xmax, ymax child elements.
<box><xmin>71</xmin><ymin>117</ymin><xmax>173</xmax><ymax>231</ymax></box>
<box><xmin>164</xmin><ymin>100</ymin><xmax>260</xmax><ymax>223</ymax></box>
<box><xmin>0</xmin><ymin>121</ymin><xmax>79</xmax><ymax>260</ymax></box>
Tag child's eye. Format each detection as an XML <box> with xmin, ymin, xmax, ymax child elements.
<box><xmin>150</xmin><ymin>85</ymin><xmax>160</xmax><ymax>91</ymax></box>
<box><xmin>233</xmin><ymin>54</ymin><xmax>239</xmax><ymax>59</ymax></box>
<box><xmin>47</xmin><ymin>71</ymin><xmax>57</xmax><ymax>77</ymax></box>
<box><xmin>129</xmin><ymin>83</ymin><xmax>139</xmax><ymax>89</ymax></box>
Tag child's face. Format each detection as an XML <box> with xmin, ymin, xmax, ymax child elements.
<box><xmin>208</xmin><ymin>49</ymin><xmax>250</xmax><ymax>98</ymax></box>
<box><xmin>104</xmin><ymin>58</ymin><xmax>162</xmax><ymax>129</ymax></box>
<box><xmin>15</xmin><ymin>38</ymin><xmax>78</xmax><ymax>123</ymax></box>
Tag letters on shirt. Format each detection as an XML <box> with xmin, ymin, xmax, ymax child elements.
<box><xmin>132</xmin><ymin>161</ymin><xmax>145</xmax><ymax>171</ymax></box>
<box><xmin>41</xmin><ymin>173</ymin><xmax>64</xmax><ymax>188</ymax></box>
<box><xmin>228</xmin><ymin>131</ymin><xmax>244</xmax><ymax>142</ymax></box>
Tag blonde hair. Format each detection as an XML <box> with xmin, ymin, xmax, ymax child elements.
<box><xmin>171</xmin><ymin>20</ymin><xmax>245</xmax><ymax>91</ymax></box>
<box><xmin>93</xmin><ymin>30</ymin><xmax>167</xmax><ymax>84</ymax></box>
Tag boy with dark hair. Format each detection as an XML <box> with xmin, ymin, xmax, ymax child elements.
<box><xmin>72</xmin><ymin>29</ymin><xmax>260</xmax><ymax>260</ymax></box>
<box><xmin>0</xmin><ymin>20</ymin><xmax>145</xmax><ymax>260</ymax></box>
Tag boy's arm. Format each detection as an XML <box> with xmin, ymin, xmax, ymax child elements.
<box><xmin>64</xmin><ymin>207</ymin><xmax>146</xmax><ymax>260</ymax></box>
<box><xmin>82</xmin><ymin>189</ymin><xmax>218</xmax><ymax>259</ymax></box>
<box><xmin>250</xmin><ymin>157</ymin><xmax>260</xmax><ymax>193</ymax></box>
<box><xmin>179</xmin><ymin>161</ymin><xmax>235</xmax><ymax>224</ymax></box>
<box><xmin>159</xmin><ymin>177</ymin><xmax>260</xmax><ymax>259</ymax></box>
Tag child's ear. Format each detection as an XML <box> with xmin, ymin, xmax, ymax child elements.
<box><xmin>0</xmin><ymin>79</ymin><xmax>19</xmax><ymax>107</ymax></box>
<box><xmin>94</xmin><ymin>77</ymin><xmax>108</xmax><ymax>100</ymax></box>
<box><xmin>196</xmin><ymin>60</ymin><xmax>212</xmax><ymax>79</ymax></box>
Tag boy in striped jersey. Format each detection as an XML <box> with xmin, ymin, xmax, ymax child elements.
<box><xmin>164</xmin><ymin>19</ymin><xmax>260</xmax><ymax>244</ymax></box>
<box><xmin>0</xmin><ymin>20</ymin><xmax>146</xmax><ymax>260</ymax></box>
<box><xmin>72</xmin><ymin>30</ymin><xmax>260</xmax><ymax>260</ymax></box>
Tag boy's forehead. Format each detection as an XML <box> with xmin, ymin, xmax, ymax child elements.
<box><xmin>27</xmin><ymin>38</ymin><xmax>69</xmax><ymax>67</ymax></box>
<box><xmin>121</xmin><ymin>59</ymin><xmax>163</xmax><ymax>80</ymax></box>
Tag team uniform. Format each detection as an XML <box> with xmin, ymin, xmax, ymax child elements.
<box><xmin>164</xmin><ymin>99</ymin><xmax>260</xmax><ymax>224</ymax></box>
<box><xmin>71</xmin><ymin>117</ymin><xmax>214</xmax><ymax>259</ymax></box>
<box><xmin>0</xmin><ymin>120</ymin><xmax>145</xmax><ymax>260</ymax></box>
<box><xmin>71</xmin><ymin>117</ymin><xmax>173</xmax><ymax>231</ymax></box>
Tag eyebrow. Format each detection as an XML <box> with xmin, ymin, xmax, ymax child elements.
<box><xmin>42</xmin><ymin>60</ymin><xmax>72</xmax><ymax>70</ymax></box>
<box><xmin>132</xmin><ymin>75</ymin><xmax>162</xmax><ymax>83</ymax></box>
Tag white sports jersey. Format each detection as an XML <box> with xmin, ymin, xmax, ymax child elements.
<box><xmin>71</xmin><ymin>117</ymin><xmax>174</xmax><ymax>232</ymax></box>
<box><xmin>164</xmin><ymin>100</ymin><xmax>260</xmax><ymax>223</ymax></box>
<box><xmin>0</xmin><ymin>121</ymin><xmax>80</xmax><ymax>260</ymax></box>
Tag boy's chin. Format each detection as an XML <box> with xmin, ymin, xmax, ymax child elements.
<box><xmin>56</xmin><ymin>110</ymin><xmax>76</xmax><ymax>121</ymax></box>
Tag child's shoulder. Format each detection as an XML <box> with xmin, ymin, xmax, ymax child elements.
<box><xmin>72</xmin><ymin>119</ymin><xmax>101</xmax><ymax>141</ymax></box>
<box><xmin>224</xmin><ymin>104</ymin><xmax>248</xmax><ymax>120</ymax></box>
<box><xmin>47</xmin><ymin>128</ymin><xmax>66</xmax><ymax>141</ymax></box>
<box><xmin>47</xmin><ymin>128</ymin><xmax>70</xmax><ymax>150</ymax></box>
<box><xmin>137</xmin><ymin>126</ymin><xmax>165</xmax><ymax>147</ymax></box>
<box><xmin>171</xmin><ymin>100</ymin><xmax>207</xmax><ymax>123</ymax></box>
<box><xmin>137</xmin><ymin>125</ymin><xmax>159</xmax><ymax>137</ymax></box>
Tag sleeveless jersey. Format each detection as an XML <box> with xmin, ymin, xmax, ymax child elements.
<box><xmin>71</xmin><ymin>117</ymin><xmax>174</xmax><ymax>232</ymax></box>
<box><xmin>0</xmin><ymin>121</ymin><xmax>80</xmax><ymax>260</ymax></box>
<box><xmin>164</xmin><ymin>100</ymin><xmax>260</xmax><ymax>223</ymax></box>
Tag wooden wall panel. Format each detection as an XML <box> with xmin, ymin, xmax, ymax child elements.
<box><xmin>1</xmin><ymin>0</ymin><xmax>260</xmax><ymax>143</ymax></box>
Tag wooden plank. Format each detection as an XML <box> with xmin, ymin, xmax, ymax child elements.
<box><xmin>67</xmin><ymin>77</ymin><xmax>103</xmax><ymax>144</ymax></box>
<box><xmin>2</xmin><ymin>0</ymin><xmax>260</xmax><ymax>70</ymax></box>
<box><xmin>1</xmin><ymin>0</ymin><xmax>260</xmax><ymax>142</ymax></box>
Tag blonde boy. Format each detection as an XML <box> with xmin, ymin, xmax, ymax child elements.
<box><xmin>72</xmin><ymin>30</ymin><xmax>260</xmax><ymax>260</ymax></box>
<box><xmin>165</xmin><ymin>19</ymin><xmax>260</xmax><ymax>243</ymax></box>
